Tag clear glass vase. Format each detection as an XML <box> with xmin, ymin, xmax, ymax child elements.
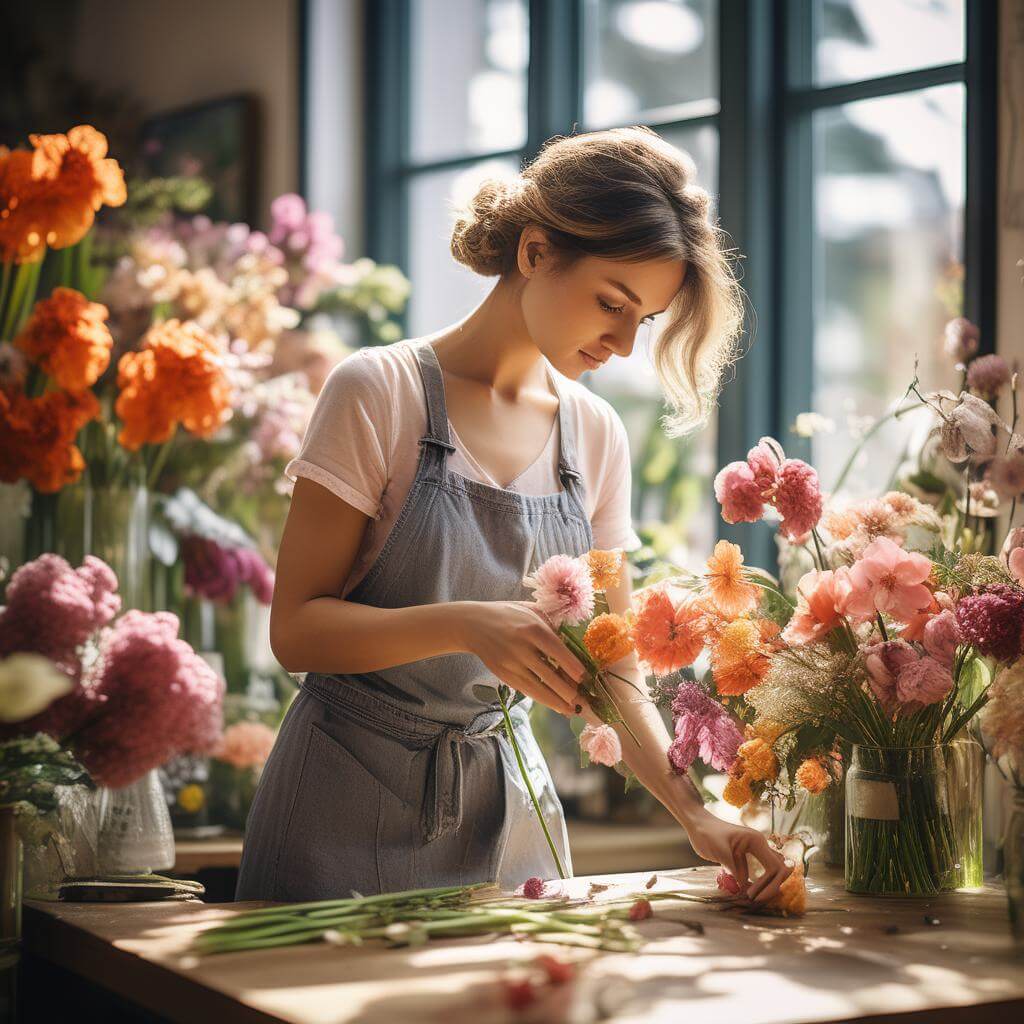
<box><xmin>845</xmin><ymin>739</ymin><xmax>984</xmax><ymax>896</ymax></box>
<box><xmin>1004</xmin><ymin>790</ymin><xmax>1024</xmax><ymax>943</ymax></box>
<box><xmin>95</xmin><ymin>769</ymin><xmax>176</xmax><ymax>875</ymax></box>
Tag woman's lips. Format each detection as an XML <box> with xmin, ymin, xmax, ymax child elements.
<box><xmin>579</xmin><ymin>350</ymin><xmax>603</xmax><ymax>370</ymax></box>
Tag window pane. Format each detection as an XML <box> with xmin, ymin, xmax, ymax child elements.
<box><xmin>582</xmin><ymin>0</ymin><xmax>718</xmax><ymax>129</ymax></box>
<box><xmin>588</xmin><ymin>124</ymin><xmax>720</xmax><ymax>570</ymax></box>
<box><xmin>811</xmin><ymin>84</ymin><xmax>965</xmax><ymax>497</ymax></box>
<box><xmin>407</xmin><ymin>158</ymin><xmax>520</xmax><ymax>335</ymax></box>
<box><xmin>409</xmin><ymin>0</ymin><xmax>528</xmax><ymax>164</ymax></box>
<box><xmin>814</xmin><ymin>0</ymin><xmax>965</xmax><ymax>87</ymax></box>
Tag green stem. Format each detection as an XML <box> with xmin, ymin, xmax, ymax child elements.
<box><xmin>497</xmin><ymin>689</ymin><xmax>566</xmax><ymax>880</ymax></box>
<box><xmin>831</xmin><ymin>400</ymin><xmax>926</xmax><ymax>494</ymax></box>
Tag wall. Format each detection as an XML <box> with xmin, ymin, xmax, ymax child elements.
<box><xmin>70</xmin><ymin>0</ymin><xmax>300</xmax><ymax>227</ymax></box>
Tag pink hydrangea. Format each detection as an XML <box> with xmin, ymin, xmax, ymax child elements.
<box><xmin>0</xmin><ymin>554</ymin><xmax>120</xmax><ymax>674</ymax></box>
<box><xmin>773</xmin><ymin>459</ymin><xmax>824</xmax><ymax>541</ymax></box>
<box><xmin>667</xmin><ymin>681</ymin><xmax>744</xmax><ymax>773</ymax></box>
<box><xmin>212</xmin><ymin>721</ymin><xmax>277</xmax><ymax>769</ymax></box>
<box><xmin>71</xmin><ymin>610</ymin><xmax>225</xmax><ymax>787</ymax></box>
<box><xmin>966</xmin><ymin>354</ymin><xmax>1012</xmax><ymax>400</ymax></box>
<box><xmin>841</xmin><ymin>537</ymin><xmax>934</xmax><ymax>624</ymax></box>
<box><xmin>921</xmin><ymin>610</ymin><xmax>962</xmax><ymax>666</ymax></box>
<box><xmin>578</xmin><ymin>723</ymin><xmax>623</xmax><ymax>766</ymax></box>
<box><xmin>523</xmin><ymin>554</ymin><xmax>594</xmax><ymax>627</ymax></box>
<box><xmin>955</xmin><ymin>585</ymin><xmax>1024</xmax><ymax>663</ymax></box>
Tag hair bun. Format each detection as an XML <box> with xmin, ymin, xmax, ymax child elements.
<box><xmin>449</xmin><ymin>176</ymin><xmax>525</xmax><ymax>277</ymax></box>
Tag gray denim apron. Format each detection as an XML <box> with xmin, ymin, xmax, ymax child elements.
<box><xmin>235</xmin><ymin>339</ymin><xmax>595</xmax><ymax>902</ymax></box>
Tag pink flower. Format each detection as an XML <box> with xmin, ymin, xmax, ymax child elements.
<box><xmin>521</xmin><ymin>876</ymin><xmax>547</xmax><ymax>899</ymax></box>
<box><xmin>782</xmin><ymin>569</ymin><xmax>851</xmax><ymax>644</ymax></box>
<box><xmin>523</xmin><ymin>554</ymin><xmax>594</xmax><ymax>627</ymax></box>
<box><xmin>1002</xmin><ymin>528</ymin><xmax>1024</xmax><ymax>584</ymax></box>
<box><xmin>773</xmin><ymin>459</ymin><xmax>824</xmax><ymax>541</ymax></box>
<box><xmin>667</xmin><ymin>681</ymin><xmax>743</xmax><ymax>773</ymax></box>
<box><xmin>70</xmin><ymin>610</ymin><xmax>225</xmax><ymax>787</ymax></box>
<box><xmin>955</xmin><ymin>585</ymin><xmax>1024</xmax><ymax>663</ymax></box>
<box><xmin>988</xmin><ymin>452</ymin><xmax>1024</xmax><ymax>502</ymax></box>
<box><xmin>746</xmin><ymin>439</ymin><xmax>780</xmax><ymax>493</ymax></box>
<box><xmin>863</xmin><ymin>640</ymin><xmax>919</xmax><ymax>708</ymax></box>
<box><xmin>841</xmin><ymin>537</ymin><xmax>934</xmax><ymax>624</ymax></box>
<box><xmin>714</xmin><ymin>461</ymin><xmax>766</xmax><ymax>524</ymax></box>
<box><xmin>716</xmin><ymin>868</ymin><xmax>741</xmax><ymax>894</ymax></box>
<box><xmin>944</xmin><ymin>317</ymin><xmax>980</xmax><ymax>363</ymax></box>
<box><xmin>579</xmin><ymin>723</ymin><xmax>622</xmax><ymax>766</ymax></box>
<box><xmin>921</xmin><ymin>610</ymin><xmax>962</xmax><ymax>666</ymax></box>
<box><xmin>212</xmin><ymin>721</ymin><xmax>276</xmax><ymax>769</ymax></box>
<box><xmin>966</xmin><ymin>354</ymin><xmax>1012</xmax><ymax>400</ymax></box>
<box><xmin>895</xmin><ymin>656</ymin><xmax>954</xmax><ymax>708</ymax></box>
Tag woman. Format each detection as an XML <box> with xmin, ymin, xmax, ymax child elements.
<box><xmin>235</xmin><ymin>126</ymin><xmax>793</xmax><ymax>906</ymax></box>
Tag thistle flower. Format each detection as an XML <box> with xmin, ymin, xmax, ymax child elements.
<box><xmin>523</xmin><ymin>554</ymin><xmax>594</xmax><ymax>628</ymax></box>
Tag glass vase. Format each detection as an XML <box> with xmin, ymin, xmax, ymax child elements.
<box><xmin>845</xmin><ymin>739</ymin><xmax>984</xmax><ymax>896</ymax></box>
<box><xmin>0</xmin><ymin>807</ymin><xmax>22</xmax><ymax>952</ymax></box>
<box><xmin>95</xmin><ymin>769</ymin><xmax>175</xmax><ymax>875</ymax></box>
<box><xmin>1004</xmin><ymin>790</ymin><xmax>1024</xmax><ymax>943</ymax></box>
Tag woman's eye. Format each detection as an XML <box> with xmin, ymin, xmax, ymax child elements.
<box><xmin>598</xmin><ymin>297</ymin><xmax>626</xmax><ymax>314</ymax></box>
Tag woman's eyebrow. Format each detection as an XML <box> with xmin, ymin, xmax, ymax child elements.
<box><xmin>606</xmin><ymin>278</ymin><xmax>667</xmax><ymax>316</ymax></box>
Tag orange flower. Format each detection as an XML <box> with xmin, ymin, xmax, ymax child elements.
<box><xmin>736</xmin><ymin>737</ymin><xmax>778</xmax><ymax>782</ymax></box>
<box><xmin>585</xmin><ymin>548</ymin><xmax>624</xmax><ymax>591</ymax></box>
<box><xmin>0</xmin><ymin>126</ymin><xmax>126</xmax><ymax>263</ymax></box>
<box><xmin>14</xmin><ymin>287</ymin><xmax>112</xmax><ymax>391</ymax></box>
<box><xmin>710</xmin><ymin>618</ymin><xmax>772</xmax><ymax>695</ymax></box>
<box><xmin>0</xmin><ymin>387</ymin><xmax>99</xmax><ymax>492</ymax></box>
<box><xmin>583</xmin><ymin>612</ymin><xmax>634</xmax><ymax>666</ymax></box>
<box><xmin>704</xmin><ymin>540</ymin><xmax>760</xmax><ymax>619</ymax></box>
<box><xmin>766</xmin><ymin>855</ymin><xmax>806</xmax><ymax>917</ymax></box>
<box><xmin>746</xmin><ymin>719</ymin><xmax>785</xmax><ymax>746</ymax></box>
<box><xmin>115</xmin><ymin>319</ymin><xmax>232</xmax><ymax>451</ymax></box>
<box><xmin>723</xmin><ymin>773</ymin><xmax>753</xmax><ymax>807</ymax></box>
<box><xmin>629</xmin><ymin>586</ymin><xmax>707</xmax><ymax>674</ymax></box>
<box><xmin>795</xmin><ymin>757</ymin><xmax>831</xmax><ymax>795</ymax></box>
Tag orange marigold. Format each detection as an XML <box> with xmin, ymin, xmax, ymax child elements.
<box><xmin>795</xmin><ymin>757</ymin><xmax>831</xmax><ymax>795</ymax></box>
<box><xmin>583</xmin><ymin>612</ymin><xmax>634</xmax><ymax>666</ymax></box>
<box><xmin>710</xmin><ymin>618</ymin><xmax>772</xmax><ymax>696</ymax></box>
<box><xmin>723</xmin><ymin>773</ymin><xmax>753</xmax><ymax>807</ymax></box>
<box><xmin>0</xmin><ymin>387</ymin><xmax>99</xmax><ymax>492</ymax></box>
<box><xmin>14</xmin><ymin>287</ymin><xmax>112</xmax><ymax>391</ymax></box>
<box><xmin>585</xmin><ymin>548</ymin><xmax>624</xmax><ymax>591</ymax></box>
<box><xmin>115</xmin><ymin>319</ymin><xmax>232</xmax><ymax>450</ymax></box>
<box><xmin>629</xmin><ymin>586</ymin><xmax>707</xmax><ymax>674</ymax></box>
<box><xmin>736</xmin><ymin>737</ymin><xmax>778</xmax><ymax>782</ymax></box>
<box><xmin>0</xmin><ymin>126</ymin><xmax>126</xmax><ymax>263</ymax></box>
<box><xmin>704</xmin><ymin>539</ymin><xmax>760</xmax><ymax>620</ymax></box>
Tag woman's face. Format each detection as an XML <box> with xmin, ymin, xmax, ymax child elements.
<box><xmin>517</xmin><ymin>229</ymin><xmax>687</xmax><ymax>380</ymax></box>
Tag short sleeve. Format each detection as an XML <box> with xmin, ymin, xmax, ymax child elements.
<box><xmin>589</xmin><ymin>407</ymin><xmax>643</xmax><ymax>553</ymax></box>
<box><xmin>284</xmin><ymin>350</ymin><xmax>392</xmax><ymax>519</ymax></box>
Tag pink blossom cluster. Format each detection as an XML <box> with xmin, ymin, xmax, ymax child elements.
<box><xmin>182</xmin><ymin>535</ymin><xmax>275</xmax><ymax>605</ymax></box>
<box><xmin>955</xmin><ymin>585</ymin><xmax>1024</xmax><ymax>664</ymax></box>
<box><xmin>667</xmin><ymin>681</ymin><xmax>744</xmax><ymax>773</ymax></box>
<box><xmin>269</xmin><ymin>193</ymin><xmax>351</xmax><ymax>311</ymax></box>
<box><xmin>714</xmin><ymin>437</ymin><xmax>823</xmax><ymax>541</ymax></box>
<box><xmin>0</xmin><ymin>555</ymin><xmax>120</xmax><ymax>679</ymax></box>
<box><xmin>862</xmin><ymin>639</ymin><xmax>955</xmax><ymax>713</ymax></box>
<box><xmin>212</xmin><ymin>721</ymin><xmax>277</xmax><ymax>769</ymax></box>
<box><xmin>0</xmin><ymin>555</ymin><xmax>224</xmax><ymax>788</ymax></box>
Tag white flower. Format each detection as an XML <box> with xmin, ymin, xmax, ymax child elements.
<box><xmin>790</xmin><ymin>412</ymin><xmax>835</xmax><ymax>438</ymax></box>
<box><xmin>0</xmin><ymin>654</ymin><xmax>72</xmax><ymax>723</ymax></box>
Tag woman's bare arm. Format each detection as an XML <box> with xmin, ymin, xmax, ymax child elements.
<box><xmin>576</xmin><ymin>560</ymin><xmax>794</xmax><ymax>905</ymax></box>
<box><xmin>269</xmin><ymin>477</ymin><xmax>585</xmax><ymax>716</ymax></box>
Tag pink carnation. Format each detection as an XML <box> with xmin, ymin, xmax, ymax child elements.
<box><xmin>773</xmin><ymin>459</ymin><xmax>824</xmax><ymax>541</ymax></box>
<box><xmin>212</xmin><ymin>721</ymin><xmax>277</xmax><ymax>769</ymax></box>
<box><xmin>895</xmin><ymin>656</ymin><xmax>953</xmax><ymax>708</ymax></box>
<box><xmin>71</xmin><ymin>610</ymin><xmax>225</xmax><ymax>787</ymax></box>
<box><xmin>0</xmin><ymin>554</ymin><xmax>120</xmax><ymax>674</ymax></box>
<box><xmin>921</xmin><ymin>610</ymin><xmax>962</xmax><ymax>666</ymax></box>
<box><xmin>579</xmin><ymin>723</ymin><xmax>623</xmax><ymax>766</ymax></box>
<box><xmin>841</xmin><ymin>536</ymin><xmax>934</xmax><ymax>624</ymax></box>
<box><xmin>746</xmin><ymin>439</ymin><xmax>780</xmax><ymax>493</ymax></box>
<box><xmin>713</xmin><ymin>462</ymin><xmax>766</xmax><ymax>524</ymax></box>
<box><xmin>523</xmin><ymin>554</ymin><xmax>594</xmax><ymax>627</ymax></box>
<box><xmin>717</xmin><ymin>868</ymin><xmax>741</xmax><ymax>894</ymax></box>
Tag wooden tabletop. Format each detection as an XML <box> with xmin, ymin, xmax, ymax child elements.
<box><xmin>24</xmin><ymin>866</ymin><xmax>1023</xmax><ymax>1024</ymax></box>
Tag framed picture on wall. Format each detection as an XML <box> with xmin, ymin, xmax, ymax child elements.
<box><xmin>139</xmin><ymin>93</ymin><xmax>261</xmax><ymax>224</ymax></box>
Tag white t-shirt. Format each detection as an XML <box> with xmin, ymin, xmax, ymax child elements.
<box><xmin>285</xmin><ymin>339</ymin><xmax>642</xmax><ymax>598</ymax></box>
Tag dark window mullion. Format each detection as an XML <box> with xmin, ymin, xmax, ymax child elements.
<box><xmin>526</xmin><ymin>0</ymin><xmax>581</xmax><ymax>161</ymax></box>
<box><xmin>786</xmin><ymin>63</ymin><xmax>966</xmax><ymax>114</ymax></box>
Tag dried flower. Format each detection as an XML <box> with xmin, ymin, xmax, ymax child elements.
<box><xmin>944</xmin><ymin>317</ymin><xmax>980</xmax><ymax>363</ymax></box>
<box><xmin>523</xmin><ymin>554</ymin><xmax>594</xmax><ymax>627</ymax></box>
<box><xmin>521</xmin><ymin>876</ymin><xmax>547</xmax><ymax>899</ymax></box>
<box><xmin>930</xmin><ymin>391</ymin><xmax>1007</xmax><ymax>464</ymax></box>
<box><xmin>966</xmin><ymin>354</ymin><xmax>1012</xmax><ymax>400</ymax></box>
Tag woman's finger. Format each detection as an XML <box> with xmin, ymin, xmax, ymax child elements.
<box><xmin>748</xmin><ymin>861</ymin><xmax>791</xmax><ymax>905</ymax></box>
<box><xmin>527</xmin><ymin>652</ymin><xmax>580</xmax><ymax>708</ymax></box>
<box><xmin>506</xmin><ymin>668</ymin><xmax>575</xmax><ymax>717</ymax></box>
<box><xmin>518</xmin><ymin>608</ymin><xmax>588</xmax><ymax>681</ymax></box>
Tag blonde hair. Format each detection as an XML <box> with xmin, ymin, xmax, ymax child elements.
<box><xmin>449</xmin><ymin>126</ymin><xmax>746</xmax><ymax>437</ymax></box>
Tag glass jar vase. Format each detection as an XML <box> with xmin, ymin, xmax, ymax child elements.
<box><xmin>845</xmin><ymin>739</ymin><xmax>984</xmax><ymax>896</ymax></box>
<box><xmin>1004</xmin><ymin>790</ymin><xmax>1024</xmax><ymax>943</ymax></box>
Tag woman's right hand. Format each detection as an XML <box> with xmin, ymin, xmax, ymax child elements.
<box><xmin>454</xmin><ymin>600</ymin><xmax>587</xmax><ymax>717</ymax></box>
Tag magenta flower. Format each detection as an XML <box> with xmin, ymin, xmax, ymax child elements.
<box><xmin>955</xmin><ymin>585</ymin><xmax>1024</xmax><ymax>663</ymax></box>
<box><xmin>667</xmin><ymin>681</ymin><xmax>743</xmax><ymax>773</ymax></box>
<box><xmin>521</xmin><ymin>876</ymin><xmax>547</xmax><ymax>899</ymax></box>
<box><xmin>840</xmin><ymin>537</ymin><xmax>934</xmax><ymax>624</ymax></box>
<box><xmin>773</xmin><ymin>459</ymin><xmax>824</xmax><ymax>541</ymax></box>
<box><xmin>966</xmin><ymin>354</ymin><xmax>1012</xmax><ymax>400</ymax></box>
<box><xmin>523</xmin><ymin>554</ymin><xmax>594</xmax><ymax>627</ymax></box>
<box><xmin>183</xmin><ymin>536</ymin><xmax>275</xmax><ymax>606</ymax></box>
<box><xmin>717</xmin><ymin>868</ymin><xmax>741</xmax><ymax>895</ymax></box>
<box><xmin>579</xmin><ymin>723</ymin><xmax>622</xmax><ymax>766</ymax></box>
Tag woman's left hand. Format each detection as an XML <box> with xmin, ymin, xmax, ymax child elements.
<box><xmin>684</xmin><ymin>808</ymin><xmax>794</xmax><ymax>906</ymax></box>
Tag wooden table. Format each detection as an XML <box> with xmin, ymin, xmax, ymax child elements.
<box><xmin>21</xmin><ymin>866</ymin><xmax>1023</xmax><ymax>1023</ymax></box>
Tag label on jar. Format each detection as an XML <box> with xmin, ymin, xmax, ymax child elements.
<box><xmin>849</xmin><ymin>779</ymin><xmax>900</xmax><ymax>821</ymax></box>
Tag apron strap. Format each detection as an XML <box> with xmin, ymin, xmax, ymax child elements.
<box><xmin>413</xmin><ymin>340</ymin><xmax>454</xmax><ymax>453</ymax></box>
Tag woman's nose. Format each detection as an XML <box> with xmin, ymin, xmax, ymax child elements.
<box><xmin>602</xmin><ymin>325</ymin><xmax>637</xmax><ymax>359</ymax></box>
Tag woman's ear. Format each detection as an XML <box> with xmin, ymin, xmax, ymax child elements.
<box><xmin>517</xmin><ymin>225</ymin><xmax>549</xmax><ymax>277</ymax></box>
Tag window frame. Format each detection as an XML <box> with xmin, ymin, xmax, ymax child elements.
<box><xmin>355</xmin><ymin>0</ymin><xmax>997</xmax><ymax>570</ymax></box>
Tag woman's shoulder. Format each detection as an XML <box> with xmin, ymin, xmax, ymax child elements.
<box><xmin>319</xmin><ymin>338</ymin><xmax>423</xmax><ymax>400</ymax></box>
